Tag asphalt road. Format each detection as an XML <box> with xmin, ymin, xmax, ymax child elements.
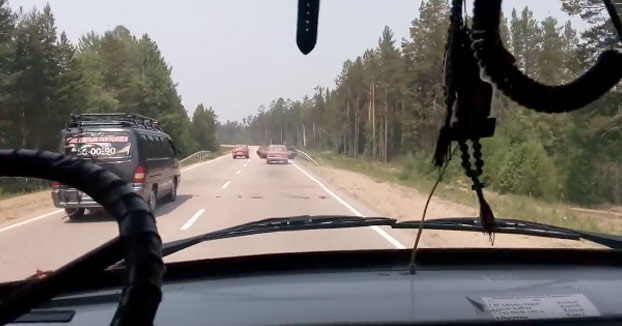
<box><xmin>0</xmin><ymin>147</ymin><xmax>414</xmax><ymax>282</ymax></box>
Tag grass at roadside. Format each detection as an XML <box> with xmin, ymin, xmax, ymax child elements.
<box><xmin>0</xmin><ymin>188</ymin><xmax>45</xmax><ymax>201</ymax></box>
<box><xmin>310</xmin><ymin>151</ymin><xmax>617</xmax><ymax>234</ymax></box>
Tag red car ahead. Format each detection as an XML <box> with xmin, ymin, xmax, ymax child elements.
<box><xmin>266</xmin><ymin>145</ymin><xmax>288</xmax><ymax>164</ymax></box>
<box><xmin>232</xmin><ymin>145</ymin><xmax>249</xmax><ymax>159</ymax></box>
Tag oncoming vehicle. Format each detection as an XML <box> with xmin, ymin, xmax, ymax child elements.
<box><xmin>266</xmin><ymin>144</ymin><xmax>288</xmax><ymax>164</ymax></box>
<box><xmin>51</xmin><ymin>113</ymin><xmax>180</xmax><ymax>218</ymax></box>
<box><xmin>232</xmin><ymin>144</ymin><xmax>249</xmax><ymax>159</ymax></box>
<box><xmin>287</xmin><ymin>146</ymin><xmax>297</xmax><ymax>159</ymax></box>
<box><xmin>256</xmin><ymin>145</ymin><xmax>268</xmax><ymax>158</ymax></box>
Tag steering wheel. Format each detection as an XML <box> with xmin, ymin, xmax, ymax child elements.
<box><xmin>0</xmin><ymin>149</ymin><xmax>164</xmax><ymax>325</ymax></box>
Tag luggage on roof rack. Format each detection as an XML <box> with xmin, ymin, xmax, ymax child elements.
<box><xmin>69</xmin><ymin>113</ymin><xmax>163</xmax><ymax>132</ymax></box>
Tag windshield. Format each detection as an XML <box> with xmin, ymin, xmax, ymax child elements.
<box><xmin>0</xmin><ymin>0</ymin><xmax>621</xmax><ymax>283</ymax></box>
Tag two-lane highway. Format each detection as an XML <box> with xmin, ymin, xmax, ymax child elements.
<box><xmin>0</xmin><ymin>147</ymin><xmax>412</xmax><ymax>282</ymax></box>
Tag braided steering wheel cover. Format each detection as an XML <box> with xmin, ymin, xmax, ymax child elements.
<box><xmin>0</xmin><ymin>149</ymin><xmax>164</xmax><ymax>325</ymax></box>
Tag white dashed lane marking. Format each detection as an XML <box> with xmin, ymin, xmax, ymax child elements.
<box><xmin>180</xmin><ymin>209</ymin><xmax>205</xmax><ymax>230</ymax></box>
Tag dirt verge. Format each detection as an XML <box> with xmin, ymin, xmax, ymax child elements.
<box><xmin>304</xmin><ymin>163</ymin><xmax>604</xmax><ymax>249</ymax></box>
<box><xmin>0</xmin><ymin>190</ymin><xmax>55</xmax><ymax>221</ymax></box>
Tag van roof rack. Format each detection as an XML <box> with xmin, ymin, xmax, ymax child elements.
<box><xmin>69</xmin><ymin>113</ymin><xmax>163</xmax><ymax>132</ymax></box>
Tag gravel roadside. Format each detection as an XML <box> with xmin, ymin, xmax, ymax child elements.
<box><xmin>0</xmin><ymin>190</ymin><xmax>56</xmax><ymax>222</ymax></box>
<box><xmin>303</xmin><ymin>162</ymin><xmax>604</xmax><ymax>249</ymax></box>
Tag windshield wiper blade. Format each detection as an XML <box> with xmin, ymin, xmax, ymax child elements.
<box><xmin>160</xmin><ymin>215</ymin><xmax>395</xmax><ymax>258</ymax></box>
<box><xmin>111</xmin><ymin>215</ymin><xmax>622</xmax><ymax>270</ymax></box>
<box><xmin>395</xmin><ymin>217</ymin><xmax>622</xmax><ymax>249</ymax></box>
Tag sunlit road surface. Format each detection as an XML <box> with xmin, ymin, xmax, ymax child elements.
<box><xmin>0</xmin><ymin>147</ymin><xmax>413</xmax><ymax>282</ymax></box>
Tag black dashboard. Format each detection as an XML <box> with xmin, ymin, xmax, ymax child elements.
<box><xmin>4</xmin><ymin>248</ymin><xmax>622</xmax><ymax>325</ymax></box>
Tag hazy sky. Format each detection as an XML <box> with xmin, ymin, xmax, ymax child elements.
<box><xmin>9</xmin><ymin>1</ymin><xmax>588</xmax><ymax>122</ymax></box>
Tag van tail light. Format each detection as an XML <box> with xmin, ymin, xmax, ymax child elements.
<box><xmin>134</xmin><ymin>166</ymin><xmax>146</xmax><ymax>183</ymax></box>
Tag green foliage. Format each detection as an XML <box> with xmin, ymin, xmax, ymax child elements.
<box><xmin>398</xmin><ymin>152</ymin><xmax>417</xmax><ymax>180</ymax></box>
<box><xmin>216</xmin><ymin>120</ymin><xmax>252</xmax><ymax>145</ymax></box>
<box><xmin>191</xmin><ymin>104</ymin><xmax>219</xmax><ymax>152</ymax></box>
<box><xmin>0</xmin><ymin>3</ymin><xmax>217</xmax><ymax>193</ymax></box>
<box><xmin>1</xmin><ymin>1</ymin><xmax>619</xmax><ymax>208</ymax></box>
<box><xmin>496</xmin><ymin>140</ymin><xmax>559</xmax><ymax>200</ymax></box>
<box><xmin>241</xmin><ymin>3</ymin><xmax>621</xmax><ymax>207</ymax></box>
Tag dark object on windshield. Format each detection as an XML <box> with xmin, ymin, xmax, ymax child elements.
<box><xmin>296</xmin><ymin>0</ymin><xmax>320</xmax><ymax>54</ymax></box>
<box><xmin>54</xmin><ymin>113</ymin><xmax>181</xmax><ymax>218</ymax></box>
<box><xmin>471</xmin><ymin>0</ymin><xmax>622</xmax><ymax>113</ymax></box>
<box><xmin>434</xmin><ymin>0</ymin><xmax>496</xmax><ymax>239</ymax></box>
<box><xmin>0</xmin><ymin>149</ymin><xmax>163</xmax><ymax>325</ymax></box>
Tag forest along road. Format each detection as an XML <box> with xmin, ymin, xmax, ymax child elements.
<box><xmin>0</xmin><ymin>146</ymin><xmax>412</xmax><ymax>282</ymax></box>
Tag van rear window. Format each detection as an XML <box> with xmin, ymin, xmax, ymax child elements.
<box><xmin>64</xmin><ymin>131</ymin><xmax>132</xmax><ymax>158</ymax></box>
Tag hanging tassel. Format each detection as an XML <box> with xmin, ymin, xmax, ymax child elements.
<box><xmin>475</xmin><ymin>187</ymin><xmax>496</xmax><ymax>244</ymax></box>
<box><xmin>433</xmin><ymin>124</ymin><xmax>452</xmax><ymax>167</ymax></box>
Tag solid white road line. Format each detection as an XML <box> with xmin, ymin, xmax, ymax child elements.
<box><xmin>222</xmin><ymin>181</ymin><xmax>231</xmax><ymax>189</ymax></box>
<box><xmin>0</xmin><ymin>209</ymin><xmax>64</xmax><ymax>233</ymax></box>
<box><xmin>180</xmin><ymin>209</ymin><xmax>205</xmax><ymax>231</ymax></box>
<box><xmin>291</xmin><ymin>163</ymin><xmax>406</xmax><ymax>249</ymax></box>
<box><xmin>0</xmin><ymin>153</ymin><xmax>229</xmax><ymax>235</ymax></box>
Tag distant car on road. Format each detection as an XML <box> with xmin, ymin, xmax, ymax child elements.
<box><xmin>257</xmin><ymin>145</ymin><xmax>268</xmax><ymax>158</ymax></box>
<box><xmin>232</xmin><ymin>145</ymin><xmax>249</xmax><ymax>159</ymax></box>
<box><xmin>266</xmin><ymin>145</ymin><xmax>289</xmax><ymax>164</ymax></box>
<box><xmin>287</xmin><ymin>146</ymin><xmax>298</xmax><ymax>159</ymax></box>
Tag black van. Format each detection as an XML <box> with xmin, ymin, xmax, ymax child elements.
<box><xmin>51</xmin><ymin>113</ymin><xmax>181</xmax><ymax>219</ymax></box>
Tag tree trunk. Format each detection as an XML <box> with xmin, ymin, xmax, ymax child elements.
<box><xmin>312</xmin><ymin>122</ymin><xmax>316</xmax><ymax>148</ymax></box>
<box><xmin>354</xmin><ymin>95</ymin><xmax>360</xmax><ymax>158</ymax></box>
<box><xmin>371</xmin><ymin>82</ymin><xmax>376</xmax><ymax>159</ymax></box>
<box><xmin>384</xmin><ymin>108</ymin><xmax>388</xmax><ymax>163</ymax></box>
<box><xmin>19</xmin><ymin>91</ymin><xmax>26</xmax><ymax>147</ymax></box>
<box><xmin>384</xmin><ymin>93</ymin><xmax>389</xmax><ymax>163</ymax></box>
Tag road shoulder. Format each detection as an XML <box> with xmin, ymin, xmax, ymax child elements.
<box><xmin>299</xmin><ymin>160</ymin><xmax>603</xmax><ymax>249</ymax></box>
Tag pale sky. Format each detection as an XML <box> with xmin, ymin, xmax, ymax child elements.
<box><xmin>9</xmin><ymin>1</ymin><xmax>588</xmax><ymax>122</ymax></box>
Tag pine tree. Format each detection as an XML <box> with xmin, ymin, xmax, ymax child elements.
<box><xmin>537</xmin><ymin>17</ymin><xmax>565</xmax><ymax>84</ymax></box>
<box><xmin>561</xmin><ymin>0</ymin><xmax>621</xmax><ymax>55</ymax></box>
<box><xmin>0</xmin><ymin>0</ymin><xmax>15</xmax><ymax>147</ymax></box>
<box><xmin>510</xmin><ymin>7</ymin><xmax>541</xmax><ymax>77</ymax></box>
<box><xmin>402</xmin><ymin>0</ymin><xmax>450</xmax><ymax>150</ymax></box>
<box><xmin>191</xmin><ymin>104</ymin><xmax>218</xmax><ymax>152</ymax></box>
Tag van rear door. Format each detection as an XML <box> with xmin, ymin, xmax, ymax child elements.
<box><xmin>64</xmin><ymin>130</ymin><xmax>136</xmax><ymax>181</ymax></box>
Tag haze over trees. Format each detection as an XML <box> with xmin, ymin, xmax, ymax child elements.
<box><xmin>0</xmin><ymin>0</ymin><xmax>620</xmax><ymax>206</ymax></box>
<box><xmin>240</xmin><ymin>0</ymin><xmax>622</xmax><ymax>206</ymax></box>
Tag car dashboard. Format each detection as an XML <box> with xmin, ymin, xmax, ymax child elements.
<box><xmin>7</xmin><ymin>249</ymin><xmax>622</xmax><ymax>326</ymax></box>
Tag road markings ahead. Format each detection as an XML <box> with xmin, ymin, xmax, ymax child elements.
<box><xmin>180</xmin><ymin>209</ymin><xmax>205</xmax><ymax>231</ymax></box>
<box><xmin>236</xmin><ymin>170</ymin><xmax>241</xmax><ymax>174</ymax></box>
<box><xmin>0</xmin><ymin>153</ymin><xmax>230</xmax><ymax>234</ymax></box>
<box><xmin>222</xmin><ymin>181</ymin><xmax>231</xmax><ymax>189</ymax></box>
<box><xmin>291</xmin><ymin>163</ymin><xmax>406</xmax><ymax>249</ymax></box>
<box><xmin>0</xmin><ymin>209</ymin><xmax>64</xmax><ymax>233</ymax></box>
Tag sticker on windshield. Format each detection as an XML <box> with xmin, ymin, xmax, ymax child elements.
<box><xmin>482</xmin><ymin>294</ymin><xmax>600</xmax><ymax>321</ymax></box>
<box><xmin>64</xmin><ymin>132</ymin><xmax>131</xmax><ymax>158</ymax></box>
